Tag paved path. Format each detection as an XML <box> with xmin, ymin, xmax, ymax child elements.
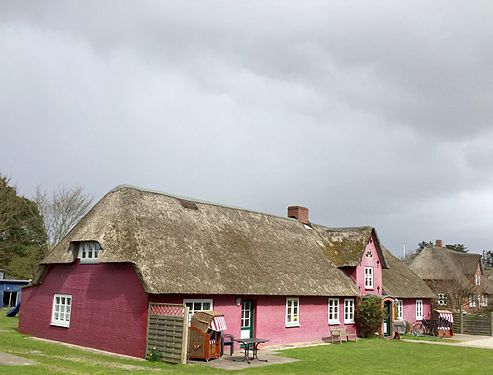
<box><xmin>0</xmin><ymin>351</ymin><xmax>35</xmax><ymax>366</ymax></box>
<box><xmin>191</xmin><ymin>350</ymin><xmax>299</xmax><ymax>371</ymax></box>
<box><xmin>402</xmin><ymin>334</ymin><xmax>493</xmax><ymax>350</ymax></box>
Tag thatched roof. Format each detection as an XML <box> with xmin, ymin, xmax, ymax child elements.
<box><xmin>409</xmin><ymin>246</ymin><xmax>479</xmax><ymax>291</ymax></box>
<box><xmin>381</xmin><ymin>247</ymin><xmax>435</xmax><ymax>299</ymax></box>
<box><xmin>314</xmin><ymin>226</ymin><xmax>388</xmax><ymax>268</ymax></box>
<box><xmin>40</xmin><ymin>185</ymin><xmax>358</xmax><ymax>297</ymax></box>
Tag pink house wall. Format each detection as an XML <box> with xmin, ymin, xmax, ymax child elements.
<box><xmin>401</xmin><ymin>298</ymin><xmax>432</xmax><ymax>324</ymax></box>
<box><xmin>19</xmin><ymin>262</ymin><xmax>149</xmax><ymax>358</ymax></box>
<box><xmin>151</xmin><ymin>294</ymin><xmax>357</xmax><ymax>347</ymax></box>
<box><xmin>354</xmin><ymin>236</ymin><xmax>383</xmax><ymax>296</ymax></box>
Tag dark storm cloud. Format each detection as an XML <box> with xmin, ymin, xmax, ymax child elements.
<box><xmin>1</xmin><ymin>1</ymin><xmax>493</xmax><ymax>253</ymax></box>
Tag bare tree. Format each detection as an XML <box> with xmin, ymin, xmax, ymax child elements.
<box><xmin>35</xmin><ymin>186</ymin><xmax>93</xmax><ymax>249</ymax></box>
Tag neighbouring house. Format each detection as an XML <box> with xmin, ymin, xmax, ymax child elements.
<box><xmin>410</xmin><ymin>240</ymin><xmax>489</xmax><ymax>312</ymax></box>
<box><xmin>318</xmin><ymin>227</ymin><xmax>434</xmax><ymax>335</ymax></box>
<box><xmin>0</xmin><ymin>270</ymin><xmax>30</xmax><ymax>309</ymax></box>
<box><xmin>19</xmin><ymin>185</ymin><xmax>431</xmax><ymax>358</ymax></box>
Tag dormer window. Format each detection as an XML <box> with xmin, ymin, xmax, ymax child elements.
<box><xmin>78</xmin><ymin>242</ymin><xmax>101</xmax><ymax>263</ymax></box>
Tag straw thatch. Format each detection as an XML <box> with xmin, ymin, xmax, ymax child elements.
<box><xmin>381</xmin><ymin>247</ymin><xmax>435</xmax><ymax>298</ymax></box>
<box><xmin>40</xmin><ymin>185</ymin><xmax>358</xmax><ymax>297</ymax></box>
<box><xmin>409</xmin><ymin>246</ymin><xmax>479</xmax><ymax>282</ymax></box>
<box><xmin>314</xmin><ymin>226</ymin><xmax>388</xmax><ymax>268</ymax></box>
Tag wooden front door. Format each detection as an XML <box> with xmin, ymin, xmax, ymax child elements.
<box><xmin>240</xmin><ymin>300</ymin><xmax>254</xmax><ymax>339</ymax></box>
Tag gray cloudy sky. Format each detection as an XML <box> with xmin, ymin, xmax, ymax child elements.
<box><xmin>2</xmin><ymin>1</ymin><xmax>493</xmax><ymax>255</ymax></box>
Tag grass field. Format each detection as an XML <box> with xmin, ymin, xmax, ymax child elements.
<box><xmin>1</xmin><ymin>311</ymin><xmax>492</xmax><ymax>374</ymax></box>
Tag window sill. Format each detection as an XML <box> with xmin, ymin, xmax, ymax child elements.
<box><xmin>285</xmin><ymin>323</ymin><xmax>300</xmax><ymax>328</ymax></box>
<box><xmin>79</xmin><ymin>259</ymin><xmax>100</xmax><ymax>264</ymax></box>
<box><xmin>50</xmin><ymin>321</ymin><xmax>70</xmax><ymax>328</ymax></box>
<box><xmin>329</xmin><ymin>321</ymin><xmax>341</xmax><ymax>325</ymax></box>
<box><xmin>344</xmin><ymin>320</ymin><xmax>355</xmax><ymax>324</ymax></box>
<box><xmin>365</xmin><ymin>287</ymin><xmax>374</xmax><ymax>290</ymax></box>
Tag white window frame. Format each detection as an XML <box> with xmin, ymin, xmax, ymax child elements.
<box><xmin>396</xmin><ymin>299</ymin><xmax>403</xmax><ymax>320</ymax></box>
<box><xmin>364</xmin><ymin>267</ymin><xmax>374</xmax><ymax>290</ymax></box>
<box><xmin>469</xmin><ymin>294</ymin><xmax>477</xmax><ymax>307</ymax></box>
<box><xmin>480</xmin><ymin>294</ymin><xmax>488</xmax><ymax>307</ymax></box>
<box><xmin>437</xmin><ymin>293</ymin><xmax>447</xmax><ymax>306</ymax></box>
<box><xmin>51</xmin><ymin>294</ymin><xmax>72</xmax><ymax>328</ymax></box>
<box><xmin>78</xmin><ymin>241</ymin><xmax>101</xmax><ymax>263</ymax></box>
<box><xmin>183</xmin><ymin>298</ymin><xmax>213</xmax><ymax>322</ymax></box>
<box><xmin>344</xmin><ymin>299</ymin><xmax>355</xmax><ymax>324</ymax></box>
<box><xmin>328</xmin><ymin>298</ymin><xmax>340</xmax><ymax>325</ymax></box>
<box><xmin>475</xmin><ymin>274</ymin><xmax>481</xmax><ymax>286</ymax></box>
<box><xmin>285</xmin><ymin>297</ymin><xmax>300</xmax><ymax>327</ymax></box>
<box><xmin>415</xmin><ymin>299</ymin><xmax>423</xmax><ymax>320</ymax></box>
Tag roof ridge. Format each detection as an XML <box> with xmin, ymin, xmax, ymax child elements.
<box><xmin>111</xmin><ymin>184</ymin><xmax>303</xmax><ymax>224</ymax></box>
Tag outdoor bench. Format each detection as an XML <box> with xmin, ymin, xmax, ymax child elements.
<box><xmin>322</xmin><ymin>326</ymin><xmax>358</xmax><ymax>344</ymax></box>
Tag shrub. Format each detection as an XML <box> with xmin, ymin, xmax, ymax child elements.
<box><xmin>356</xmin><ymin>296</ymin><xmax>384</xmax><ymax>338</ymax></box>
<box><xmin>147</xmin><ymin>347</ymin><xmax>161</xmax><ymax>362</ymax></box>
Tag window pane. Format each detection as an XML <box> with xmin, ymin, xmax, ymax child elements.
<box><xmin>203</xmin><ymin>302</ymin><xmax>211</xmax><ymax>310</ymax></box>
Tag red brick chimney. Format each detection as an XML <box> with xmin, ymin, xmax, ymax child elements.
<box><xmin>288</xmin><ymin>206</ymin><xmax>309</xmax><ymax>225</ymax></box>
<box><xmin>435</xmin><ymin>239</ymin><xmax>443</xmax><ymax>248</ymax></box>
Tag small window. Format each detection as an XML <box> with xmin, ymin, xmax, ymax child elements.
<box><xmin>475</xmin><ymin>274</ymin><xmax>481</xmax><ymax>286</ymax></box>
<box><xmin>183</xmin><ymin>299</ymin><xmax>213</xmax><ymax>322</ymax></box>
<box><xmin>328</xmin><ymin>298</ymin><xmax>340</xmax><ymax>325</ymax></box>
<box><xmin>286</xmin><ymin>297</ymin><xmax>300</xmax><ymax>327</ymax></box>
<box><xmin>344</xmin><ymin>299</ymin><xmax>355</xmax><ymax>324</ymax></box>
<box><xmin>396</xmin><ymin>299</ymin><xmax>403</xmax><ymax>320</ymax></box>
<box><xmin>416</xmin><ymin>299</ymin><xmax>423</xmax><ymax>320</ymax></box>
<box><xmin>51</xmin><ymin>294</ymin><xmax>72</xmax><ymax>327</ymax></box>
<box><xmin>364</xmin><ymin>267</ymin><xmax>374</xmax><ymax>289</ymax></box>
<box><xmin>437</xmin><ymin>293</ymin><xmax>447</xmax><ymax>306</ymax></box>
<box><xmin>469</xmin><ymin>294</ymin><xmax>477</xmax><ymax>307</ymax></box>
<box><xmin>78</xmin><ymin>242</ymin><xmax>101</xmax><ymax>263</ymax></box>
<box><xmin>480</xmin><ymin>294</ymin><xmax>488</xmax><ymax>307</ymax></box>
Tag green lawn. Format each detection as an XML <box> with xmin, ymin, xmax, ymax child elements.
<box><xmin>0</xmin><ymin>311</ymin><xmax>492</xmax><ymax>374</ymax></box>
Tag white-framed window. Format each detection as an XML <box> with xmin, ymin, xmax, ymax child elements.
<box><xmin>437</xmin><ymin>293</ymin><xmax>447</xmax><ymax>306</ymax></box>
<box><xmin>396</xmin><ymin>299</ymin><xmax>403</xmax><ymax>320</ymax></box>
<box><xmin>475</xmin><ymin>274</ymin><xmax>481</xmax><ymax>286</ymax></box>
<box><xmin>184</xmin><ymin>299</ymin><xmax>213</xmax><ymax>322</ymax></box>
<box><xmin>328</xmin><ymin>298</ymin><xmax>340</xmax><ymax>325</ymax></box>
<box><xmin>344</xmin><ymin>299</ymin><xmax>355</xmax><ymax>324</ymax></box>
<box><xmin>78</xmin><ymin>241</ymin><xmax>101</xmax><ymax>263</ymax></box>
<box><xmin>51</xmin><ymin>294</ymin><xmax>72</xmax><ymax>327</ymax></box>
<box><xmin>469</xmin><ymin>294</ymin><xmax>477</xmax><ymax>307</ymax></box>
<box><xmin>364</xmin><ymin>267</ymin><xmax>374</xmax><ymax>289</ymax></box>
<box><xmin>415</xmin><ymin>299</ymin><xmax>423</xmax><ymax>320</ymax></box>
<box><xmin>480</xmin><ymin>294</ymin><xmax>488</xmax><ymax>307</ymax></box>
<box><xmin>286</xmin><ymin>297</ymin><xmax>300</xmax><ymax>327</ymax></box>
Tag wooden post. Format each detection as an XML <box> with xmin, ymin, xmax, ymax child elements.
<box><xmin>459</xmin><ymin>305</ymin><xmax>463</xmax><ymax>334</ymax></box>
<box><xmin>181</xmin><ymin>305</ymin><xmax>189</xmax><ymax>364</ymax></box>
<box><xmin>490</xmin><ymin>312</ymin><xmax>493</xmax><ymax>336</ymax></box>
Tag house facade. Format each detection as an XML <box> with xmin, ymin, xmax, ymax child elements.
<box><xmin>410</xmin><ymin>240</ymin><xmax>490</xmax><ymax>312</ymax></box>
<box><xmin>20</xmin><ymin>185</ymin><xmax>432</xmax><ymax>357</ymax></box>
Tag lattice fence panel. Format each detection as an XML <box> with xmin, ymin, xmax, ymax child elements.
<box><xmin>146</xmin><ymin>303</ymin><xmax>189</xmax><ymax>364</ymax></box>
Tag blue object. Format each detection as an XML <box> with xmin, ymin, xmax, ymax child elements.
<box><xmin>6</xmin><ymin>301</ymin><xmax>20</xmax><ymax>317</ymax></box>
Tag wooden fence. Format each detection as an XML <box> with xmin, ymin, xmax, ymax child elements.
<box><xmin>452</xmin><ymin>310</ymin><xmax>493</xmax><ymax>336</ymax></box>
<box><xmin>146</xmin><ymin>303</ymin><xmax>189</xmax><ymax>364</ymax></box>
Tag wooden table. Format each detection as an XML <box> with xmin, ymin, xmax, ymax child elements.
<box><xmin>233</xmin><ymin>338</ymin><xmax>269</xmax><ymax>364</ymax></box>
